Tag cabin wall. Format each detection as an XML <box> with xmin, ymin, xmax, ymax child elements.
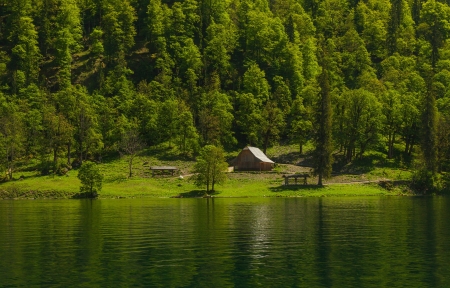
<box><xmin>235</xmin><ymin>150</ymin><xmax>273</xmax><ymax>171</ymax></box>
<box><xmin>235</xmin><ymin>150</ymin><xmax>256</xmax><ymax>170</ymax></box>
<box><xmin>260</xmin><ymin>162</ymin><xmax>274</xmax><ymax>171</ymax></box>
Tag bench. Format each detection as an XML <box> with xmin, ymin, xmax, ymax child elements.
<box><xmin>283</xmin><ymin>173</ymin><xmax>310</xmax><ymax>185</ymax></box>
<box><xmin>150</xmin><ymin>166</ymin><xmax>178</xmax><ymax>176</ymax></box>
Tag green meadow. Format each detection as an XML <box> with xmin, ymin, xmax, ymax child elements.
<box><xmin>0</xmin><ymin>144</ymin><xmax>413</xmax><ymax>199</ymax></box>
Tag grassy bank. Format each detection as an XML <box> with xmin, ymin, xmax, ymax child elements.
<box><xmin>0</xmin><ymin>172</ymin><xmax>401</xmax><ymax>199</ymax></box>
<box><xmin>0</xmin><ymin>144</ymin><xmax>413</xmax><ymax>199</ymax></box>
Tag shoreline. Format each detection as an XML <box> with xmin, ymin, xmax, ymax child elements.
<box><xmin>0</xmin><ymin>180</ymin><xmax>414</xmax><ymax>200</ymax></box>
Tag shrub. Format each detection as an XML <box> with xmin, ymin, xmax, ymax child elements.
<box><xmin>56</xmin><ymin>160</ymin><xmax>71</xmax><ymax>176</ymax></box>
<box><xmin>410</xmin><ymin>169</ymin><xmax>436</xmax><ymax>194</ymax></box>
<box><xmin>77</xmin><ymin>162</ymin><xmax>103</xmax><ymax>198</ymax></box>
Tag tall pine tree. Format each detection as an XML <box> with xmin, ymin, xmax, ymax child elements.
<box><xmin>314</xmin><ymin>47</ymin><xmax>333</xmax><ymax>186</ymax></box>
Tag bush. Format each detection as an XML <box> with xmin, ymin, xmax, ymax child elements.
<box><xmin>56</xmin><ymin>160</ymin><xmax>71</xmax><ymax>176</ymax></box>
<box><xmin>39</xmin><ymin>160</ymin><xmax>53</xmax><ymax>175</ymax></box>
<box><xmin>410</xmin><ymin>169</ymin><xmax>436</xmax><ymax>194</ymax></box>
<box><xmin>77</xmin><ymin>162</ymin><xmax>103</xmax><ymax>198</ymax></box>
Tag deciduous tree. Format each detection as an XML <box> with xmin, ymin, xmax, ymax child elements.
<box><xmin>119</xmin><ymin>128</ymin><xmax>144</xmax><ymax>178</ymax></box>
<box><xmin>77</xmin><ymin>162</ymin><xmax>103</xmax><ymax>198</ymax></box>
<box><xmin>191</xmin><ymin>145</ymin><xmax>228</xmax><ymax>194</ymax></box>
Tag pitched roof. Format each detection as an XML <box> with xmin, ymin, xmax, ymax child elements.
<box><xmin>245</xmin><ymin>146</ymin><xmax>275</xmax><ymax>163</ymax></box>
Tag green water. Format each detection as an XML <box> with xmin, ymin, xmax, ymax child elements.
<box><xmin>1</xmin><ymin>197</ymin><xmax>450</xmax><ymax>287</ymax></box>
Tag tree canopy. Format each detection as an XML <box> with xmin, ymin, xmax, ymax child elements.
<box><xmin>1</xmin><ymin>0</ymin><xmax>450</xmax><ymax>187</ymax></box>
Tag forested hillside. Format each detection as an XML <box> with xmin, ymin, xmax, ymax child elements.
<box><xmin>1</xmin><ymin>0</ymin><xmax>450</xmax><ymax>183</ymax></box>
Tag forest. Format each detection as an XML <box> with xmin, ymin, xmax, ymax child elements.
<box><xmin>0</xmin><ymin>0</ymin><xmax>450</xmax><ymax>188</ymax></box>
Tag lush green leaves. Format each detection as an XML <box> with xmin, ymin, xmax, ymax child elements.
<box><xmin>191</xmin><ymin>145</ymin><xmax>228</xmax><ymax>193</ymax></box>
<box><xmin>1</xmin><ymin>0</ymin><xmax>450</xmax><ymax>181</ymax></box>
<box><xmin>77</xmin><ymin>162</ymin><xmax>103</xmax><ymax>197</ymax></box>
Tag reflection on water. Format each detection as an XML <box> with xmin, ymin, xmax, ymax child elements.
<box><xmin>1</xmin><ymin>197</ymin><xmax>450</xmax><ymax>287</ymax></box>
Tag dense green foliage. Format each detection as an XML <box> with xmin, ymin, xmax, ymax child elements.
<box><xmin>1</xmin><ymin>0</ymin><xmax>450</xmax><ymax>190</ymax></box>
<box><xmin>77</xmin><ymin>161</ymin><xmax>103</xmax><ymax>197</ymax></box>
<box><xmin>191</xmin><ymin>145</ymin><xmax>228</xmax><ymax>193</ymax></box>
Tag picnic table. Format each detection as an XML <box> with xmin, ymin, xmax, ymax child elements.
<box><xmin>150</xmin><ymin>166</ymin><xmax>178</xmax><ymax>176</ymax></box>
<box><xmin>283</xmin><ymin>173</ymin><xmax>310</xmax><ymax>185</ymax></box>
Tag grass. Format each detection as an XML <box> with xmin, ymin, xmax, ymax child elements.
<box><xmin>0</xmin><ymin>143</ymin><xmax>414</xmax><ymax>199</ymax></box>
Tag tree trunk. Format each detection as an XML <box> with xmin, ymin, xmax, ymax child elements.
<box><xmin>318</xmin><ymin>173</ymin><xmax>323</xmax><ymax>186</ymax></box>
<box><xmin>408</xmin><ymin>138</ymin><xmax>414</xmax><ymax>155</ymax></box>
<box><xmin>346</xmin><ymin>145</ymin><xmax>353</xmax><ymax>162</ymax></box>
<box><xmin>263</xmin><ymin>131</ymin><xmax>270</xmax><ymax>155</ymax></box>
<box><xmin>7</xmin><ymin>161</ymin><xmax>12</xmax><ymax>180</ymax></box>
<box><xmin>360</xmin><ymin>142</ymin><xmax>366</xmax><ymax>160</ymax></box>
<box><xmin>7</xmin><ymin>148</ymin><xmax>13</xmax><ymax>180</ymax></box>
<box><xmin>67</xmin><ymin>142</ymin><xmax>71</xmax><ymax>165</ymax></box>
<box><xmin>53</xmin><ymin>147</ymin><xmax>58</xmax><ymax>168</ymax></box>
<box><xmin>79</xmin><ymin>138</ymin><xmax>83</xmax><ymax>165</ymax></box>
<box><xmin>404</xmin><ymin>136</ymin><xmax>410</xmax><ymax>155</ymax></box>
<box><xmin>388</xmin><ymin>132</ymin><xmax>393</xmax><ymax>159</ymax></box>
<box><xmin>128</xmin><ymin>157</ymin><xmax>133</xmax><ymax>178</ymax></box>
<box><xmin>300</xmin><ymin>143</ymin><xmax>303</xmax><ymax>154</ymax></box>
<box><xmin>183</xmin><ymin>131</ymin><xmax>187</xmax><ymax>154</ymax></box>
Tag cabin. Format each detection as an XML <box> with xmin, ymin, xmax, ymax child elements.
<box><xmin>232</xmin><ymin>146</ymin><xmax>275</xmax><ymax>171</ymax></box>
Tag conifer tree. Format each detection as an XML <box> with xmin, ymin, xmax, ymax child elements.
<box><xmin>314</xmin><ymin>51</ymin><xmax>333</xmax><ymax>186</ymax></box>
<box><xmin>422</xmin><ymin>87</ymin><xmax>438</xmax><ymax>173</ymax></box>
<box><xmin>387</xmin><ymin>0</ymin><xmax>403</xmax><ymax>55</ymax></box>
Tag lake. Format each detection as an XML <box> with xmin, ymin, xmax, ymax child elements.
<box><xmin>1</xmin><ymin>197</ymin><xmax>450</xmax><ymax>287</ymax></box>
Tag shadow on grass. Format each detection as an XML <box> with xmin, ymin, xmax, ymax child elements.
<box><xmin>332</xmin><ymin>149</ymin><xmax>413</xmax><ymax>175</ymax></box>
<box><xmin>271</xmin><ymin>150</ymin><xmax>316</xmax><ymax>167</ymax></box>
<box><xmin>1</xmin><ymin>174</ymin><xmax>38</xmax><ymax>183</ymax></box>
<box><xmin>173</xmin><ymin>190</ymin><xmax>221</xmax><ymax>198</ymax></box>
<box><xmin>272</xmin><ymin>151</ymin><xmax>301</xmax><ymax>163</ymax></box>
<box><xmin>139</xmin><ymin>145</ymin><xmax>195</xmax><ymax>162</ymax></box>
<box><xmin>269</xmin><ymin>184</ymin><xmax>323</xmax><ymax>192</ymax></box>
<box><xmin>332</xmin><ymin>152</ymin><xmax>393</xmax><ymax>175</ymax></box>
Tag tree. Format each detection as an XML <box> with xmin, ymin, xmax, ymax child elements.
<box><xmin>9</xmin><ymin>16</ymin><xmax>41</xmax><ymax>91</ymax></box>
<box><xmin>57</xmin><ymin>85</ymin><xmax>103</xmax><ymax>165</ymax></box>
<box><xmin>119</xmin><ymin>129</ymin><xmax>144</xmax><ymax>178</ymax></box>
<box><xmin>191</xmin><ymin>145</ymin><xmax>228</xmax><ymax>194</ymax></box>
<box><xmin>175</xmin><ymin>102</ymin><xmax>199</xmax><ymax>156</ymax></box>
<box><xmin>339</xmin><ymin>28</ymin><xmax>373</xmax><ymax>89</ymax></box>
<box><xmin>42</xmin><ymin>106</ymin><xmax>74</xmax><ymax>170</ymax></box>
<box><xmin>387</xmin><ymin>0</ymin><xmax>403</xmax><ymax>55</ymax></box>
<box><xmin>77</xmin><ymin>162</ymin><xmax>103</xmax><ymax>198</ymax></box>
<box><xmin>259</xmin><ymin>101</ymin><xmax>285</xmax><ymax>154</ymax></box>
<box><xmin>198</xmin><ymin>80</ymin><xmax>235</xmax><ymax>147</ymax></box>
<box><xmin>235</xmin><ymin>92</ymin><xmax>262</xmax><ymax>145</ymax></box>
<box><xmin>157</xmin><ymin>99</ymin><xmax>178</xmax><ymax>147</ymax></box>
<box><xmin>242</xmin><ymin>62</ymin><xmax>270</xmax><ymax>107</ymax></box>
<box><xmin>205</xmin><ymin>20</ymin><xmax>237</xmax><ymax>84</ymax></box>
<box><xmin>313</xmin><ymin>61</ymin><xmax>333</xmax><ymax>186</ymax></box>
<box><xmin>337</xmin><ymin>89</ymin><xmax>384</xmax><ymax>162</ymax></box>
<box><xmin>381</xmin><ymin>89</ymin><xmax>401</xmax><ymax>159</ymax></box>
<box><xmin>102</xmin><ymin>0</ymin><xmax>136</xmax><ymax>63</ymax></box>
<box><xmin>290</xmin><ymin>97</ymin><xmax>312</xmax><ymax>154</ymax></box>
<box><xmin>417</xmin><ymin>0</ymin><xmax>450</xmax><ymax>68</ymax></box>
<box><xmin>0</xmin><ymin>94</ymin><xmax>24</xmax><ymax>180</ymax></box>
<box><xmin>54</xmin><ymin>0</ymin><xmax>83</xmax><ymax>89</ymax></box>
<box><xmin>422</xmin><ymin>88</ymin><xmax>438</xmax><ymax>173</ymax></box>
